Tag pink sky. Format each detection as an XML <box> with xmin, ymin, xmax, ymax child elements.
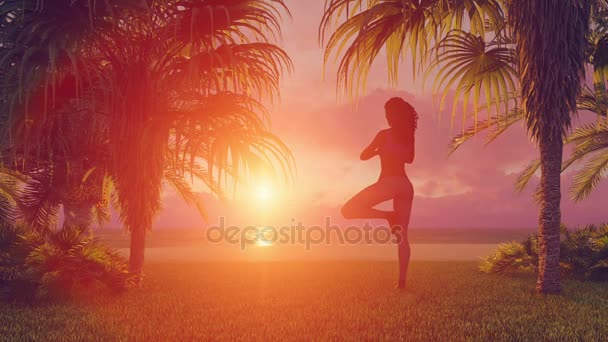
<box><xmin>153</xmin><ymin>0</ymin><xmax>607</xmax><ymax>230</ymax></box>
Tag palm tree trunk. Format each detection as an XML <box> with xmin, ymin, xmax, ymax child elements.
<box><xmin>112</xmin><ymin>82</ymin><xmax>166</xmax><ymax>286</ymax></box>
<box><xmin>129</xmin><ymin>227</ymin><xmax>146</xmax><ymax>285</ymax></box>
<box><xmin>508</xmin><ymin>0</ymin><xmax>591</xmax><ymax>294</ymax></box>
<box><xmin>536</xmin><ymin>132</ymin><xmax>563</xmax><ymax>294</ymax></box>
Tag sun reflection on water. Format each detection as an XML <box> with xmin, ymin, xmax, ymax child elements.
<box><xmin>245</xmin><ymin>228</ymin><xmax>274</xmax><ymax>248</ymax></box>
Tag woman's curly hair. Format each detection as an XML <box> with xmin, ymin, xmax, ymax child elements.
<box><xmin>384</xmin><ymin>97</ymin><xmax>418</xmax><ymax>136</ymax></box>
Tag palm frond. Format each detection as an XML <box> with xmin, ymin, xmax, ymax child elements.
<box><xmin>479</xmin><ymin>241</ymin><xmax>536</xmax><ymax>275</ymax></box>
<box><xmin>16</xmin><ymin>178</ymin><xmax>60</xmax><ymax>231</ymax></box>
<box><xmin>163</xmin><ymin>168</ymin><xmax>208</xmax><ymax>221</ymax></box>
<box><xmin>0</xmin><ymin>170</ymin><xmax>22</xmax><ymax>225</ymax></box>
<box><xmin>428</xmin><ymin>29</ymin><xmax>518</xmax><ymax>127</ymax></box>
<box><xmin>514</xmin><ymin>159</ymin><xmax>541</xmax><ymax>192</ymax></box>
<box><xmin>448</xmin><ymin>105</ymin><xmax>523</xmax><ymax>155</ymax></box>
<box><xmin>1</xmin><ymin>222</ymin><xmax>132</xmax><ymax>301</ymax></box>
<box><xmin>320</xmin><ymin>0</ymin><xmax>504</xmax><ymax>97</ymax></box>
<box><xmin>570</xmin><ymin>151</ymin><xmax>608</xmax><ymax>201</ymax></box>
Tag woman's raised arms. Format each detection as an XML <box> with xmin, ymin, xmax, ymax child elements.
<box><xmin>360</xmin><ymin>131</ymin><xmax>384</xmax><ymax>160</ymax></box>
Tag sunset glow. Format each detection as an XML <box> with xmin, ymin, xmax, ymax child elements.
<box><xmin>255</xmin><ymin>184</ymin><xmax>273</xmax><ymax>203</ymax></box>
<box><xmin>2</xmin><ymin>0</ymin><xmax>606</xmax><ymax>340</ymax></box>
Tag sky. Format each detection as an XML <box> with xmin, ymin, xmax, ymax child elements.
<box><xmin>152</xmin><ymin>0</ymin><xmax>608</xmax><ymax>230</ymax></box>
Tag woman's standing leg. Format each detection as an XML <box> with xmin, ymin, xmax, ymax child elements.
<box><xmin>394</xmin><ymin>179</ymin><xmax>414</xmax><ymax>288</ymax></box>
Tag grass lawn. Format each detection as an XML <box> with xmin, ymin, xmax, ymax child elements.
<box><xmin>1</xmin><ymin>261</ymin><xmax>607</xmax><ymax>341</ymax></box>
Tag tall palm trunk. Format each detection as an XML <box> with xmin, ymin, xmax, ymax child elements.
<box><xmin>117</xmin><ymin>126</ymin><xmax>165</xmax><ymax>284</ymax></box>
<box><xmin>129</xmin><ymin>226</ymin><xmax>146</xmax><ymax>283</ymax></box>
<box><xmin>537</xmin><ymin>133</ymin><xmax>563</xmax><ymax>294</ymax></box>
<box><xmin>508</xmin><ymin>0</ymin><xmax>591</xmax><ymax>294</ymax></box>
<box><xmin>112</xmin><ymin>72</ymin><xmax>167</xmax><ymax>285</ymax></box>
<box><xmin>118</xmin><ymin>129</ymin><xmax>164</xmax><ymax>284</ymax></box>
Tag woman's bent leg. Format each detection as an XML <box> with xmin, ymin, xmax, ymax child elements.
<box><xmin>341</xmin><ymin>182</ymin><xmax>395</xmax><ymax>220</ymax></box>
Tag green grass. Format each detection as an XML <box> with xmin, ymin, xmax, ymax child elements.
<box><xmin>1</xmin><ymin>261</ymin><xmax>607</xmax><ymax>341</ymax></box>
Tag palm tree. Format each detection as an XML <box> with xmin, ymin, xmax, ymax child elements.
<box><xmin>0</xmin><ymin>0</ymin><xmax>294</xmax><ymax>283</ymax></box>
<box><xmin>447</xmin><ymin>0</ymin><xmax>591</xmax><ymax>293</ymax></box>
<box><xmin>321</xmin><ymin>0</ymin><xmax>593</xmax><ymax>293</ymax></box>
<box><xmin>508</xmin><ymin>0</ymin><xmax>590</xmax><ymax>293</ymax></box>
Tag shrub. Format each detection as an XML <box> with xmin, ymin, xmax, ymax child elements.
<box><xmin>0</xmin><ymin>224</ymin><xmax>133</xmax><ymax>302</ymax></box>
<box><xmin>480</xmin><ymin>224</ymin><xmax>608</xmax><ymax>281</ymax></box>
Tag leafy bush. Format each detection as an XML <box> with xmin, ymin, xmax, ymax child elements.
<box><xmin>480</xmin><ymin>224</ymin><xmax>608</xmax><ymax>281</ymax></box>
<box><xmin>0</xmin><ymin>224</ymin><xmax>133</xmax><ymax>302</ymax></box>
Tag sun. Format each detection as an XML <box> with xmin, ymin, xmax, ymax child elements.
<box><xmin>248</xmin><ymin>181</ymin><xmax>282</xmax><ymax>215</ymax></box>
<box><xmin>255</xmin><ymin>184</ymin><xmax>273</xmax><ymax>202</ymax></box>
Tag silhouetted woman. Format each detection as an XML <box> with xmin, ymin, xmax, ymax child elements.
<box><xmin>341</xmin><ymin>97</ymin><xmax>417</xmax><ymax>289</ymax></box>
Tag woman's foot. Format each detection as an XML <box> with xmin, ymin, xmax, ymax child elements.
<box><xmin>395</xmin><ymin>280</ymin><xmax>406</xmax><ymax>290</ymax></box>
